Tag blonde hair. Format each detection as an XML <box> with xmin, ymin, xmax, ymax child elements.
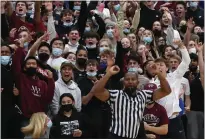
<box><xmin>99</xmin><ymin>38</ymin><xmax>113</xmax><ymax>50</ymax></box>
<box><xmin>21</xmin><ymin>112</ymin><xmax>47</xmax><ymax>139</ymax></box>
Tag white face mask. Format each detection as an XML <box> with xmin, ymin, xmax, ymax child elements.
<box><xmin>189</xmin><ymin>48</ymin><xmax>197</xmax><ymax>54</ymax></box>
<box><xmin>86</xmin><ymin>44</ymin><xmax>96</xmax><ymax>49</ymax></box>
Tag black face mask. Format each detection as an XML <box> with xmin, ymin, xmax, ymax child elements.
<box><xmin>124</xmin><ymin>87</ymin><xmax>137</xmax><ymax>97</ymax></box>
<box><xmin>77</xmin><ymin>58</ymin><xmax>87</xmax><ymax>67</ymax></box>
<box><xmin>123</xmin><ymin>47</ymin><xmax>130</xmax><ymax>53</ymax></box>
<box><xmin>60</xmin><ymin>104</ymin><xmax>73</xmax><ymax>112</ymax></box>
<box><xmin>145</xmin><ymin>71</ymin><xmax>155</xmax><ymax>79</ymax></box>
<box><xmin>189</xmin><ymin>65</ymin><xmax>198</xmax><ymax>72</ymax></box>
<box><xmin>146</xmin><ymin>101</ymin><xmax>155</xmax><ymax>105</ymax></box>
<box><xmin>158</xmin><ymin>44</ymin><xmax>165</xmax><ymax>53</ymax></box>
<box><xmin>26</xmin><ymin>67</ymin><xmax>37</xmax><ymax>76</ymax></box>
<box><xmin>38</xmin><ymin>53</ymin><xmax>50</xmax><ymax>62</ymax></box>
<box><xmin>153</xmin><ymin>29</ymin><xmax>161</xmax><ymax>37</ymax></box>
<box><xmin>180</xmin><ymin>25</ymin><xmax>187</xmax><ymax>33</ymax></box>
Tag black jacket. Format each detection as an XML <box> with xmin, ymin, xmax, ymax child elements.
<box><xmin>50</xmin><ymin>110</ymin><xmax>91</xmax><ymax>138</ymax></box>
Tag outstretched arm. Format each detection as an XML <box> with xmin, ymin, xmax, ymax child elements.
<box><xmin>195</xmin><ymin>42</ymin><xmax>204</xmax><ymax>89</ymax></box>
<box><xmin>26</xmin><ymin>32</ymin><xmax>48</xmax><ymax>58</ymax></box>
<box><xmin>172</xmin><ymin>39</ymin><xmax>191</xmax><ymax>78</ymax></box>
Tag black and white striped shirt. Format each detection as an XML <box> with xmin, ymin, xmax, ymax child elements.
<box><xmin>107</xmin><ymin>89</ymin><xmax>153</xmax><ymax>139</ymax></box>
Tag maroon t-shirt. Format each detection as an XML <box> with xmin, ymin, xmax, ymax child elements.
<box><xmin>143</xmin><ymin>102</ymin><xmax>169</xmax><ymax>139</ymax></box>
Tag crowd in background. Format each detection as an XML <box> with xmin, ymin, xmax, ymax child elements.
<box><xmin>1</xmin><ymin>1</ymin><xmax>204</xmax><ymax>139</ymax></box>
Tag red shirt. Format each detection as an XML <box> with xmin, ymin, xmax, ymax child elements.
<box><xmin>9</xmin><ymin>11</ymin><xmax>46</xmax><ymax>32</ymax></box>
<box><xmin>12</xmin><ymin>47</ymin><xmax>55</xmax><ymax>118</ymax></box>
<box><xmin>143</xmin><ymin>103</ymin><xmax>169</xmax><ymax>139</ymax></box>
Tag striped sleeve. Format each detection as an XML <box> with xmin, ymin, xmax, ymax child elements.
<box><xmin>107</xmin><ymin>90</ymin><xmax>120</xmax><ymax>103</ymax></box>
<box><xmin>141</xmin><ymin>90</ymin><xmax>153</xmax><ymax>103</ymax></box>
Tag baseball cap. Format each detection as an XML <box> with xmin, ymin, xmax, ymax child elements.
<box><xmin>60</xmin><ymin>61</ymin><xmax>74</xmax><ymax>70</ymax></box>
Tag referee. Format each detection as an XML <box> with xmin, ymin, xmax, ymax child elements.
<box><xmin>90</xmin><ymin>64</ymin><xmax>171</xmax><ymax>139</ymax></box>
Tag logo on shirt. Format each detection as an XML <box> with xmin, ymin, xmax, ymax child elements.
<box><xmin>31</xmin><ymin>85</ymin><xmax>41</xmax><ymax>97</ymax></box>
<box><xmin>143</xmin><ymin>114</ymin><xmax>160</xmax><ymax>126</ymax></box>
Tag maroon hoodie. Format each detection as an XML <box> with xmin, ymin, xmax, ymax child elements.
<box><xmin>12</xmin><ymin>47</ymin><xmax>55</xmax><ymax>118</ymax></box>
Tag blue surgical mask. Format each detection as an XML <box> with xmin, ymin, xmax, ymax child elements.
<box><xmin>47</xmin><ymin>120</ymin><xmax>53</xmax><ymax>128</ymax></box>
<box><xmin>190</xmin><ymin>2</ymin><xmax>198</xmax><ymax>8</ymax></box>
<box><xmin>143</xmin><ymin>37</ymin><xmax>153</xmax><ymax>44</ymax></box>
<box><xmin>63</xmin><ymin>22</ymin><xmax>73</xmax><ymax>27</ymax></box>
<box><xmin>27</xmin><ymin>10</ymin><xmax>33</xmax><ymax>14</ymax></box>
<box><xmin>73</xmin><ymin>6</ymin><xmax>81</xmax><ymax>11</ymax></box>
<box><xmin>87</xmin><ymin>71</ymin><xmax>97</xmax><ymax>77</ymax></box>
<box><xmin>52</xmin><ymin>48</ymin><xmax>63</xmax><ymax>57</ymax></box>
<box><xmin>106</xmin><ymin>29</ymin><xmax>114</xmax><ymax>38</ymax></box>
<box><xmin>99</xmin><ymin>47</ymin><xmax>109</xmax><ymax>53</ymax></box>
<box><xmin>100</xmin><ymin>61</ymin><xmax>107</xmax><ymax>69</ymax></box>
<box><xmin>1</xmin><ymin>56</ymin><xmax>11</xmax><ymax>66</ymax></box>
<box><xmin>128</xmin><ymin>68</ymin><xmax>137</xmax><ymax>73</ymax></box>
<box><xmin>123</xmin><ymin>28</ymin><xmax>130</xmax><ymax>34</ymax></box>
<box><xmin>114</xmin><ymin>4</ymin><xmax>120</xmax><ymax>11</ymax></box>
<box><xmin>24</xmin><ymin>42</ymin><xmax>29</xmax><ymax>48</ymax></box>
<box><xmin>85</xmin><ymin>27</ymin><xmax>91</xmax><ymax>32</ymax></box>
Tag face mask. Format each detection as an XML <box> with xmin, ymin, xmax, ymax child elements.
<box><xmin>73</xmin><ymin>6</ymin><xmax>81</xmax><ymax>11</ymax></box>
<box><xmin>87</xmin><ymin>71</ymin><xmax>97</xmax><ymax>77</ymax></box>
<box><xmin>86</xmin><ymin>44</ymin><xmax>97</xmax><ymax>49</ymax></box>
<box><xmin>38</xmin><ymin>53</ymin><xmax>50</xmax><ymax>62</ymax></box>
<box><xmin>189</xmin><ymin>48</ymin><xmax>197</xmax><ymax>54</ymax></box>
<box><xmin>124</xmin><ymin>87</ymin><xmax>137</xmax><ymax>97</ymax></box>
<box><xmin>52</xmin><ymin>48</ymin><xmax>63</xmax><ymax>57</ymax></box>
<box><xmin>128</xmin><ymin>67</ymin><xmax>143</xmax><ymax>74</ymax></box>
<box><xmin>190</xmin><ymin>2</ymin><xmax>198</xmax><ymax>8</ymax></box>
<box><xmin>16</xmin><ymin>13</ymin><xmax>26</xmax><ymax>17</ymax></box>
<box><xmin>99</xmin><ymin>47</ymin><xmax>109</xmax><ymax>53</ymax></box>
<box><xmin>123</xmin><ymin>47</ymin><xmax>130</xmax><ymax>53</ymax></box>
<box><xmin>1</xmin><ymin>56</ymin><xmax>11</xmax><ymax>66</ymax></box>
<box><xmin>24</xmin><ymin>42</ymin><xmax>29</xmax><ymax>48</ymax></box>
<box><xmin>26</xmin><ymin>67</ymin><xmax>37</xmax><ymax>76</ymax></box>
<box><xmin>68</xmin><ymin>60</ymin><xmax>76</xmax><ymax>65</ymax></box>
<box><xmin>63</xmin><ymin>22</ymin><xmax>73</xmax><ymax>27</ymax></box>
<box><xmin>143</xmin><ymin>37</ymin><xmax>153</xmax><ymax>44</ymax></box>
<box><xmin>180</xmin><ymin>25</ymin><xmax>187</xmax><ymax>33</ymax></box>
<box><xmin>114</xmin><ymin>4</ymin><xmax>120</xmax><ymax>11</ymax></box>
<box><xmin>189</xmin><ymin>64</ymin><xmax>198</xmax><ymax>72</ymax></box>
<box><xmin>85</xmin><ymin>27</ymin><xmax>91</xmax><ymax>32</ymax></box>
<box><xmin>99</xmin><ymin>61</ymin><xmax>107</xmax><ymax>69</ymax></box>
<box><xmin>145</xmin><ymin>71</ymin><xmax>155</xmax><ymax>79</ymax></box>
<box><xmin>61</xmin><ymin>104</ymin><xmax>73</xmax><ymax>112</ymax></box>
<box><xmin>153</xmin><ymin>29</ymin><xmax>161</xmax><ymax>37</ymax></box>
<box><xmin>77</xmin><ymin>58</ymin><xmax>87</xmax><ymax>66</ymax></box>
<box><xmin>123</xmin><ymin>28</ymin><xmax>130</xmax><ymax>34</ymax></box>
<box><xmin>106</xmin><ymin>29</ymin><xmax>114</xmax><ymax>38</ymax></box>
<box><xmin>47</xmin><ymin>120</ymin><xmax>53</xmax><ymax>128</ymax></box>
<box><xmin>128</xmin><ymin>67</ymin><xmax>137</xmax><ymax>73</ymax></box>
<box><xmin>27</xmin><ymin>10</ymin><xmax>33</xmax><ymax>14</ymax></box>
<box><xmin>146</xmin><ymin>101</ymin><xmax>155</xmax><ymax>105</ymax></box>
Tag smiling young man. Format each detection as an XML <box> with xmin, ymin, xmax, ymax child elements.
<box><xmin>153</xmin><ymin>40</ymin><xmax>191</xmax><ymax>139</ymax></box>
<box><xmin>6</xmin><ymin>1</ymin><xmax>46</xmax><ymax>32</ymax></box>
<box><xmin>90</xmin><ymin>60</ymin><xmax>171</xmax><ymax>139</ymax></box>
<box><xmin>64</xmin><ymin>28</ymin><xmax>81</xmax><ymax>54</ymax></box>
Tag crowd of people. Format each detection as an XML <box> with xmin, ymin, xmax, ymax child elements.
<box><xmin>1</xmin><ymin>1</ymin><xmax>204</xmax><ymax>139</ymax></box>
